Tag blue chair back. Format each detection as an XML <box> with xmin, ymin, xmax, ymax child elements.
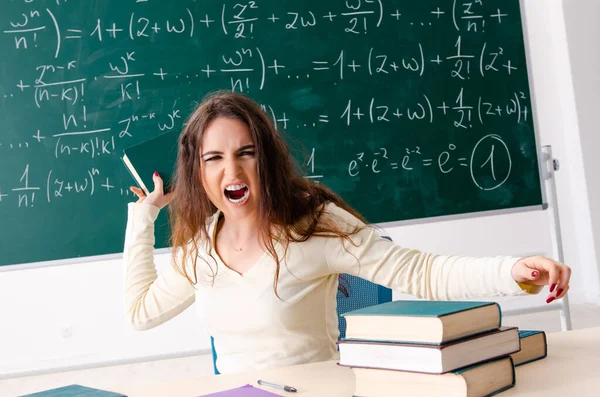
<box><xmin>210</xmin><ymin>235</ymin><xmax>393</xmax><ymax>374</ymax></box>
<box><xmin>210</xmin><ymin>336</ymin><xmax>220</xmax><ymax>375</ymax></box>
<box><xmin>336</xmin><ymin>274</ymin><xmax>392</xmax><ymax>339</ymax></box>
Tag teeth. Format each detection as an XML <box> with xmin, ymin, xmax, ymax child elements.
<box><xmin>225</xmin><ymin>184</ymin><xmax>247</xmax><ymax>191</ymax></box>
<box><xmin>227</xmin><ymin>189</ymin><xmax>249</xmax><ymax>204</ymax></box>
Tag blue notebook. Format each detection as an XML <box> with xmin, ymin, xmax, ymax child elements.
<box><xmin>18</xmin><ymin>384</ymin><xmax>126</xmax><ymax>397</ymax></box>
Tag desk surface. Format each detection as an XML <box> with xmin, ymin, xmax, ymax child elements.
<box><xmin>114</xmin><ymin>327</ymin><xmax>600</xmax><ymax>397</ymax></box>
<box><xmin>10</xmin><ymin>327</ymin><xmax>600</xmax><ymax>397</ymax></box>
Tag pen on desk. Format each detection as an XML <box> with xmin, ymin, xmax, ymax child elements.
<box><xmin>257</xmin><ymin>379</ymin><xmax>297</xmax><ymax>393</ymax></box>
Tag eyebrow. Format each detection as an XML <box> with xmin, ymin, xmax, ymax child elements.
<box><xmin>201</xmin><ymin>144</ymin><xmax>256</xmax><ymax>158</ymax></box>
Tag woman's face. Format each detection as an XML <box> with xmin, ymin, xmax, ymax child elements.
<box><xmin>200</xmin><ymin>117</ymin><xmax>260</xmax><ymax>221</ymax></box>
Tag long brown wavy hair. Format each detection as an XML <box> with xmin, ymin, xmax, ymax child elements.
<box><xmin>169</xmin><ymin>90</ymin><xmax>365</xmax><ymax>297</ymax></box>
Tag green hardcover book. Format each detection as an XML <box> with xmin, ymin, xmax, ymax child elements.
<box><xmin>510</xmin><ymin>329</ymin><xmax>547</xmax><ymax>366</ymax></box>
<box><xmin>121</xmin><ymin>130</ymin><xmax>180</xmax><ymax>195</ymax></box>
<box><xmin>341</xmin><ymin>300</ymin><xmax>501</xmax><ymax>345</ymax></box>
<box><xmin>352</xmin><ymin>356</ymin><xmax>515</xmax><ymax>397</ymax></box>
<box><xmin>18</xmin><ymin>384</ymin><xmax>127</xmax><ymax>397</ymax></box>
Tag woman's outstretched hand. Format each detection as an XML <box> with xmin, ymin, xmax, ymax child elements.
<box><xmin>129</xmin><ymin>172</ymin><xmax>175</xmax><ymax>209</ymax></box>
<box><xmin>511</xmin><ymin>255</ymin><xmax>571</xmax><ymax>303</ymax></box>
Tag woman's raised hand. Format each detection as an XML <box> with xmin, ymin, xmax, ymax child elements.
<box><xmin>129</xmin><ymin>172</ymin><xmax>175</xmax><ymax>210</ymax></box>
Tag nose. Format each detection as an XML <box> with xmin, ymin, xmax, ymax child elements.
<box><xmin>224</xmin><ymin>156</ymin><xmax>242</xmax><ymax>177</ymax></box>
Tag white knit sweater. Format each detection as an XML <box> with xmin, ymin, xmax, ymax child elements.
<box><xmin>123</xmin><ymin>202</ymin><xmax>530</xmax><ymax>374</ymax></box>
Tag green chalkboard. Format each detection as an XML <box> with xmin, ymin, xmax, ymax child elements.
<box><xmin>0</xmin><ymin>0</ymin><xmax>543</xmax><ymax>267</ymax></box>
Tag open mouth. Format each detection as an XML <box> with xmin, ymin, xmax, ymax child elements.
<box><xmin>224</xmin><ymin>184</ymin><xmax>249</xmax><ymax>204</ymax></box>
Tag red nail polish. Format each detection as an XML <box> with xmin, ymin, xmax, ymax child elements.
<box><xmin>546</xmin><ymin>296</ymin><xmax>556</xmax><ymax>304</ymax></box>
<box><xmin>154</xmin><ymin>171</ymin><xmax>158</xmax><ymax>177</ymax></box>
<box><xmin>556</xmin><ymin>288</ymin><xmax>564</xmax><ymax>297</ymax></box>
<box><xmin>531</xmin><ymin>271</ymin><xmax>539</xmax><ymax>278</ymax></box>
<box><xmin>549</xmin><ymin>284</ymin><xmax>556</xmax><ymax>293</ymax></box>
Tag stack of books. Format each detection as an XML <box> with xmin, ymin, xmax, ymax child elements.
<box><xmin>338</xmin><ymin>300</ymin><xmax>547</xmax><ymax>397</ymax></box>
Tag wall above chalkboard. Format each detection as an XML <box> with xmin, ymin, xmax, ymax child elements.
<box><xmin>0</xmin><ymin>0</ymin><xmax>543</xmax><ymax>267</ymax></box>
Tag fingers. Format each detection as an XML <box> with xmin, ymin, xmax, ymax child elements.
<box><xmin>556</xmin><ymin>284</ymin><xmax>570</xmax><ymax>299</ymax></box>
<box><xmin>130</xmin><ymin>186</ymin><xmax>145</xmax><ymax>197</ymax></box>
<box><xmin>547</xmin><ymin>284</ymin><xmax>570</xmax><ymax>304</ymax></box>
<box><xmin>143</xmin><ymin>172</ymin><xmax>174</xmax><ymax>209</ymax></box>
<box><xmin>537</xmin><ymin>256</ymin><xmax>571</xmax><ymax>303</ymax></box>
<box><xmin>514</xmin><ymin>260</ymin><xmax>542</xmax><ymax>282</ymax></box>
<box><xmin>152</xmin><ymin>171</ymin><xmax>164</xmax><ymax>194</ymax></box>
<box><xmin>129</xmin><ymin>172</ymin><xmax>170</xmax><ymax>207</ymax></box>
<box><xmin>546</xmin><ymin>260</ymin><xmax>560</xmax><ymax>290</ymax></box>
<box><xmin>129</xmin><ymin>186</ymin><xmax>146</xmax><ymax>203</ymax></box>
<box><xmin>528</xmin><ymin>256</ymin><xmax>561</xmax><ymax>287</ymax></box>
<box><xmin>550</xmin><ymin>263</ymin><xmax>571</xmax><ymax>299</ymax></box>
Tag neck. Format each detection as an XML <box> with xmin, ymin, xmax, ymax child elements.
<box><xmin>219</xmin><ymin>212</ymin><xmax>260</xmax><ymax>242</ymax></box>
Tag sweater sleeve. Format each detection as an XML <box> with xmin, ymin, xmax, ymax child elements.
<box><xmin>123</xmin><ymin>202</ymin><xmax>196</xmax><ymax>330</ymax></box>
<box><xmin>323</xmin><ymin>205</ymin><xmax>536</xmax><ymax>300</ymax></box>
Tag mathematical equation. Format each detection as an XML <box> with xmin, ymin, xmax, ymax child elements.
<box><xmin>0</xmin><ymin>164</ymin><xmax>137</xmax><ymax>209</ymax></box>
<box><xmin>3</xmin><ymin>42</ymin><xmax>521</xmax><ymax>108</ymax></box>
<box><xmin>346</xmin><ymin>134</ymin><xmax>512</xmax><ymax>191</ymax></box>
<box><xmin>0</xmin><ymin>0</ymin><xmax>535</xmax><ymax>211</ymax></box>
<box><xmin>2</xmin><ymin>0</ymin><xmax>520</xmax><ymax>97</ymax></box>
<box><xmin>4</xmin><ymin>1</ymin><xmax>510</xmax><ymax>51</ymax></box>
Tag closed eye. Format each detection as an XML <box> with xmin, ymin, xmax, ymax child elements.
<box><xmin>239</xmin><ymin>151</ymin><xmax>255</xmax><ymax>157</ymax></box>
<box><xmin>204</xmin><ymin>155</ymin><xmax>222</xmax><ymax>162</ymax></box>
